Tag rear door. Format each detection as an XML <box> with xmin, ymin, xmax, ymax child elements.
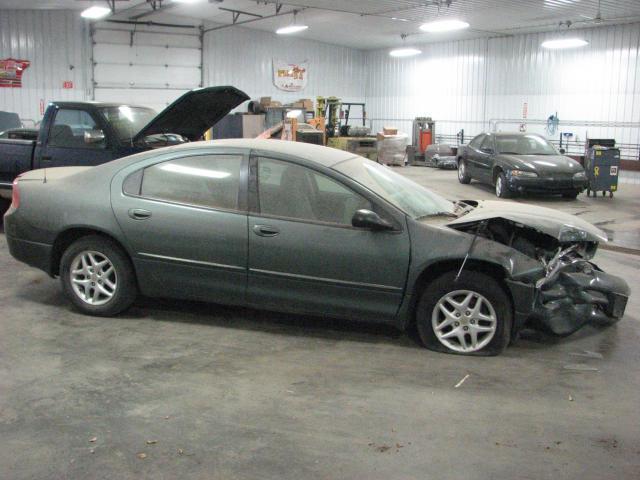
<box><xmin>35</xmin><ymin>106</ymin><xmax>115</xmax><ymax>169</ymax></box>
<box><xmin>246</xmin><ymin>154</ymin><xmax>410</xmax><ymax>322</ymax></box>
<box><xmin>476</xmin><ymin>134</ymin><xmax>496</xmax><ymax>182</ymax></box>
<box><xmin>464</xmin><ymin>134</ymin><xmax>485</xmax><ymax>177</ymax></box>
<box><xmin>110</xmin><ymin>149</ymin><xmax>249</xmax><ymax>303</ymax></box>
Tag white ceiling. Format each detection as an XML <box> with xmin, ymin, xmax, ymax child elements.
<box><xmin>2</xmin><ymin>0</ymin><xmax>640</xmax><ymax>49</ymax></box>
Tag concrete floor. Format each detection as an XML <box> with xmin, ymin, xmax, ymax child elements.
<box><xmin>1</xmin><ymin>171</ymin><xmax>640</xmax><ymax>479</ymax></box>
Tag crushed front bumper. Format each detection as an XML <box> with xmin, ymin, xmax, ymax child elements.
<box><xmin>530</xmin><ymin>259</ymin><xmax>629</xmax><ymax>336</ymax></box>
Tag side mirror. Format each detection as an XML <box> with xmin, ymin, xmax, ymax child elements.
<box><xmin>352</xmin><ymin>209</ymin><xmax>394</xmax><ymax>231</ymax></box>
<box><xmin>481</xmin><ymin>147</ymin><xmax>494</xmax><ymax>154</ymax></box>
<box><xmin>559</xmin><ymin>148</ymin><xmax>566</xmax><ymax>154</ymax></box>
<box><xmin>84</xmin><ymin>129</ymin><xmax>105</xmax><ymax>145</ymax></box>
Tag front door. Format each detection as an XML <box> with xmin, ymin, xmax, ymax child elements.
<box><xmin>34</xmin><ymin>107</ymin><xmax>115</xmax><ymax>169</ymax></box>
<box><xmin>476</xmin><ymin>135</ymin><xmax>496</xmax><ymax>182</ymax></box>
<box><xmin>247</xmin><ymin>155</ymin><xmax>410</xmax><ymax>322</ymax></box>
<box><xmin>111</xmin><ymin>151</ymin><xmax>249</xmax><ymax>304</ymax></box>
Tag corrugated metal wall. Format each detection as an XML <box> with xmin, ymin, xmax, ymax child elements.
<box><xmin>0</xmin><ymin>10</ymin><xmax>89</xmax><ymax>126</ymax></box>
<box><xmin>203</xmin><ymin>26</ymin><xmax>366</xmax><ymax>109</ymax></box>
<box><xmin>365</xmin><ymin>23</ymin><xmax>640</xmax><ymax>162</ymax></box>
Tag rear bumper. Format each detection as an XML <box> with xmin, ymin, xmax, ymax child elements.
<box><xmin>507</xmin><ymin>176</ymin><xmax>587</xmax><ymax>194</ymax></box>
<box><xmin>6</xmin><ymin>234</ymin><xmax>53</xmax><ymax>275</ymax></box>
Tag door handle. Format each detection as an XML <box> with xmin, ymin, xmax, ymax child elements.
<box><xmin>253</xmin><ymin>225</ymin><xmax>280</xmax><ymax>237</ymax></box>
<box><xmin>128</xmin><ymin>208</ymin><xmax>152</xmax><ymax>220</ymax></box>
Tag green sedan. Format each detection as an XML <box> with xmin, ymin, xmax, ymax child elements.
<box><xmin>4</xmin><ymin>139</ymin><xmax>629</xmax><ymax>355</ymax></box>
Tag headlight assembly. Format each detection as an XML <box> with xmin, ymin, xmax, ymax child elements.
<box><xmin>573</xmin><ymin>171</ymin><xmax>586</xmax><ymax>179</ymax></box>
<box><xmin>558</xmin><ymin>226</ymin><xmax>589</xmax><ymax>242</ymax></box>
<box><xmin>509</xmin><ymin>169</ymin><xmax>538</xmax><ymax>178</ymax></box>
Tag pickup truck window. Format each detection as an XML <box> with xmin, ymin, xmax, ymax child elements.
<box><xmin>49</xmin><ymin>109</ymin><xmax>105</xmax><ymax>149</ymax></box>
<box><xmin>99</xmin><ymin>106</ymin><xmax>157</xmax><ymax>144</ymax></box>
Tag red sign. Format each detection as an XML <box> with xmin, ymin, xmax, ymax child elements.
<box><xmin>63</xmin><ymin>81</ymin><xmax>74</xmax><ymax>89</ymax></box>
<box><xmin>0</xmin><ymin>58</ymin><xmax>30</xmax><ymax>88</ymax></box>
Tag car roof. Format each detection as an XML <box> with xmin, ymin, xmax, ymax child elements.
<box><xmin>159</xmin><ymin>138</ymin><xmax>358</xmax><ymax>168</ymax></box>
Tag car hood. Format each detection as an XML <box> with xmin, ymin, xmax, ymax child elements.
<box><xmin>499</xmin><ymin>154</ymin><xmax>583</xmax><ymax>174</ymax></box>
<box><xmin>447</xmin><ymin>200</ymin><xmax>608</xmax><ymax>242</ymax></box>
<box><xmin>133</xmin><ymin>86</ymin><xmax>249</xmax><ymax>143</ymax></box>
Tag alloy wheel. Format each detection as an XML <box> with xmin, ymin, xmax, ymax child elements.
<box><xmin>496</xmin><ymin>176</ymin><xmax>503</xmax><ymax>197</ymax></box>
<box><xmin>432</xmin><ymin>290</ymin><xmax>497</xmax><ymax>353</ymax></box>
<box><xmin>458</xmin><ymin>162</ymin><xmax>465</xmax><ymax>180</ymax></box>
<box><xmin>69</xmin><ymin>250</ymin><xmax>117</xmax><ymax>306</ymax></box>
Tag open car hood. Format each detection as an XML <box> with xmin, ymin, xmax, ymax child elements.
<box><xmin>447</xmin><ymin>200</ymin><xmax>608</xmax><ymax>243</ymax></box>
<box><xmin>133</xmin><ymin>86</ymin><xmax>249</xmax><ymax>143</ymax></box>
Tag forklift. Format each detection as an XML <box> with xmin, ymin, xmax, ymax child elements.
<box><xmin>406</xmin><ymin>117</ymin><xmax>436</xmax><ymax>166</ymax></box>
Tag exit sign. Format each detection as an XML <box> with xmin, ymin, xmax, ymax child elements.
<box><xmin>63</xmin><ymin>81</ymin><xmax>74</xmax><ymax>89</ymax></box>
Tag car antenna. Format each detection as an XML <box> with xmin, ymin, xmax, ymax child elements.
<box><xmin>454</xmin><ymin>220</ymin><xmax>486</xmax><ymax>282</ymax></box>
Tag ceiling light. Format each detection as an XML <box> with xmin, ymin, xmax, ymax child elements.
<box><xmin>541</xmin><ymin>38</ymin><xmax>589</xmax><ymax>49</ymax></box>
<box><xmin>276</xmin><ymin>11</ymin><xmax>308</xmax><ymax>35</ymax></box>
<box><xmin>389</xmin><ymin>47</ymin><xmax>422</xmax><ymax>57</ymax></box>
<box><xmin>419</xmin><ymin>19</ymin><xmax>469</xmax><ymax>33</ymax></box>
<box><xmin>80</xmin><ymin>6</ymin><xmax>111</xmax><ymax>20</ymax></box>
<box><xmin>172</xmin><ymin>0</ymin><xmax>205</xmax><ymax>4</ymax></box>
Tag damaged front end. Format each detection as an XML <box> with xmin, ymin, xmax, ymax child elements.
<box><xmin>448</xmin><ymin>203</ymin><xmax>630</xmax><ymax>336</ymax></box>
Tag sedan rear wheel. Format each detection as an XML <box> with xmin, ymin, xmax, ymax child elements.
<box><xmin>60</xmin><ymin>235</ymin><xmax>137</xmax><ymax>316</ymax></box>
<box><xmin>416</xmin><ymin>271</ymin><xmax>512</xmax><ymax>355</ymax></box>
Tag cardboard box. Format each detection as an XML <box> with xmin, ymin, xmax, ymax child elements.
<box><xmin>299</xmin><ymin>98</ymin><xmax>313</xmax><ymax>110</ymax></box>
<box><xmin>383</xmin><ymin>126</ymin><xmax>398</xmax><ymax>135</ymax></box>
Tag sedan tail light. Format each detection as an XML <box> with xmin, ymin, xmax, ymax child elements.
<box><xmin>11</xmin><ymin>178</ymin><xmax>20</xmax><ymax>209</ymax></box>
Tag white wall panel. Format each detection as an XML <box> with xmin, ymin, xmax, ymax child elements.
<box><xmin>364</xmin><ymin>23</ymin><xmax>640</xmax><ymax>164</ymax></box>
<box><xmin>203</xmin><ymin>26</ymin><xmax>366</xmax><ymax>110</ymax></box>
<box><xmin>0</xmin><ymin>9</ymin><xmax>89</xmax><ymax>125</ymax></box>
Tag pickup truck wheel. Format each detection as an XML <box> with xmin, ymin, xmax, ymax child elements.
<box><xmin>457</xmin><ymin>160</ymin><xmax>471</xmax><ymax>184</ymax></box>
<box><xmin>60</xmin><ymin>235</ymin><xmax>137</xmax><ymax>316</ymax></box>
<box><xmin>0</xmin><ymin>198</ymin><xmax>9</xmax><ymax>219</ymax></box>
<box><xmin>416</xmin><ymin>271</ymin><xmax>512</xmax><ymax>356</ymax></box>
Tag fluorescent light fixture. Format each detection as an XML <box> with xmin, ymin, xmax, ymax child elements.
<box><xmin>420</xmin><ymin>19</ymin><xmax>469</xmax><ymax>33</ymax></box>
<box><xmin>541</xmin><ymin>38</ymin><xmax>589</xmax><ymax>49</ymax></box>
<box><xmin>80</xmin><ymin>6</ymin><xmax>111</xmax><ymax>19</ymax></box>
<box><xmin>276</xmin><ymin>11</ymin><xmax>308</xmax><ymax>35</ymax></box>
<box><xmin>276</xmin><ymin>24</ymin><xmax>308</xmax><ymax>35</ymax></box>
<box><xmin>389</xmin><ymin>47</ymin><xmax>422</xmax><ymax>57</ymax></box>
<box><xmin>172</xmin><ymin>0</ymin><xmax>204</xmax><ymax>3</ymax></box>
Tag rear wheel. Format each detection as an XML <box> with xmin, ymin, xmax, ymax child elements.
<box><xmin>416</xmin><ymin>271</ymin><xmax>512</xmax><ymax>355</ymax></box>
<box><xmin>457</xmin><ymin>159</ymin><xmax>471</xmax><ymax>184</ymax></box>
<box><xmin>60</xmin><ymin>235</ymin><xmax>137</xmax><ymax>316</ymax></box>
<box><xmin>495</xmin><ymin>172</ymin><xmax>512</xmax><ymax>198</ymax></box>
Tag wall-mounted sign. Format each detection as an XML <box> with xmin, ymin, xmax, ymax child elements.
<box><xmin>0</xmin><ymin>58</ymin><xmax>30</xmax><ymax>88</ymax></box>
<box><xmin>273</xmin><ymin>59</ymin><xmax>308</xmax><ymax>92</ymax></box>
<box><xmin>63</xmin><ymin>81</ymin><xmax>74</xmax><ymax>89</ymax></box>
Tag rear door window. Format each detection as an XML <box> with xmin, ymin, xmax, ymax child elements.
<box><xmin>139</xmin><ymin>154</ymin><xmax>243</xmax><ymax>211</ymax></box>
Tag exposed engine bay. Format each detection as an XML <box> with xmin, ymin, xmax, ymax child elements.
<box><xmin>447</xmin><ymin>201</ymin><xmax>630</xmax><ymax>336</ymax></box>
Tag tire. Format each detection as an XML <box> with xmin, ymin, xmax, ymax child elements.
<box><xmin>416</xmin><ymin>271</ymin><xmax>512</xmax><ymax>356</ymax></box>
<box><xmin>495</xmin><ymin>172</ymin><xmax>512</xmax><ymax>198</ymax></box>
<box><xmin>60</xmin><ymin>235</ymin><xmax>137</xmax><ymax>316</ymax></box>
<box><xmin>457</xmin><ymin>159</ymin><xmax>471</xmax><ymax>184</ymax></box>
<box><xmin>562</xmin><ymin>191</ymin><xmax>579</xmax><ymax>199</ymax></box>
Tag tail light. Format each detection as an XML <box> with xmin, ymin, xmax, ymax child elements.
<box><xmin>11</xmin><ymin>177</ymin><xmax>20</xmax><ymax>209</ymax></box>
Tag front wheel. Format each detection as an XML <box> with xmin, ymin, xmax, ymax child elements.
<box><xmin>416</xmin><ymin>271</ymin><xmax>512</xmax><ymax>355</ymax></box>
<box><xmin>60</xmin><ymin>235</ymin><xmax>137</xmax><ymax>316</ymax></box>
<box><xmin>457</xmin><ymin>159</ymin><xmax>471</xmax><ymax>184</ymax></box>
<box><xmin>495</xmin><ymin>172</ymin><xmax>512</xmax><ymax>198</ymax></box>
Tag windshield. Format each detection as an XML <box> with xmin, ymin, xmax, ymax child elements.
<box><xmin>495</xmin><ymin>134</ymin><xmax>557</xmax><ymax>155</ymax></box>
<box><xmin>334</xmin><ymin>157</ymin><xmax>455</xmax><ymax>219</ymax></box>
<box><xmin>98</xmin><ymin>106</ymin><xmax>157</xmax><ymax>143</ymax></box>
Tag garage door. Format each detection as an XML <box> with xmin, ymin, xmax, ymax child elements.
<box><xmin>91</xmin><ymin>25</ymin><xmax>202</xmax><ymax>113</ymax></box>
